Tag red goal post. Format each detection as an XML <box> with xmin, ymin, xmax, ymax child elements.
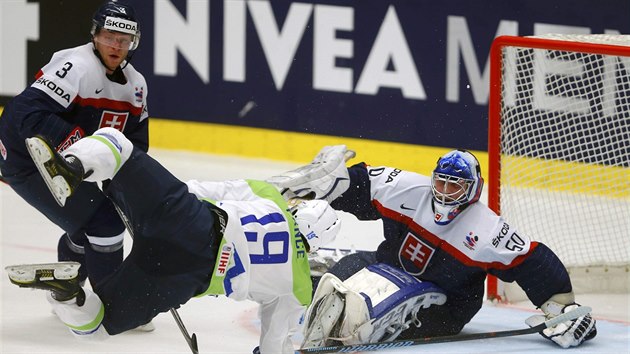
<box><xmin>487</xmin><ymin>35</ymin><xmax>630</xmax><ymax>302</ymax></box>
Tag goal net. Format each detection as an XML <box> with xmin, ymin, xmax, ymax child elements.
<box><xmin>487</xmin><ymin>34</ymin><xmax>630</xmax><ymax>302</ymax></box>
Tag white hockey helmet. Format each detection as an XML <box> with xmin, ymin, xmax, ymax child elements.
<box><xmin>431</xmin><ymin>149</ymin><xmax>484</xmax><ymax>225</ymax></box>
<box><xmin>293</xmin><ymin>200</ymin><xmax>341</xmax><ymax>252</ymax></box>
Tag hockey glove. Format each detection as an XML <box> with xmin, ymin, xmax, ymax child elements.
<box><xmin>526</xmin><ymin>297</ymin><xmax>596</xmax><ymax>348</ymax></box>
<box><xmin>267</xmin><ymin>145</ymin><xmax>355</xmax><ymax>203</ymax></box>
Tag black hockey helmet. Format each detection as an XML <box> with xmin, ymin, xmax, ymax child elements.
<box><xmin>91</xmin><ymin>1</ymin><xmax>140</xmax><ymax>51</ymax></box>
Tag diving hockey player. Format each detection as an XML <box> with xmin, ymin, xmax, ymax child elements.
<box><xmin>270</xmin><ymin>145</ymin><xmax>597</xmax><ymax>349</ymax></box>
<box><xmin>6</xmin><ymin>128</ymin><xmax>340</xmax><ymax>354</ymax></box>
<box><xmin>0</xmin><ymin>1</ymin><xmax>148</xmax><ymax>289</ymax></box>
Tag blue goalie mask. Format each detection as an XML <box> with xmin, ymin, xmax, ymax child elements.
<box><xmin>431</xmin><ymin>150</ymin><xmax>484</xmax><ymax>225</ymax></box>
<box><xmin>91</xmin><ymin>1</ymin><xmax>141</xmax><ymax>51</ymax></box>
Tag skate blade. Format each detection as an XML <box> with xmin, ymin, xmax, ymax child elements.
<box><xmin>25</xmin><ymin>137</ymin><xmax>70</xmax><ymax>207</ymax></box>
<box><xmin>5</xmin><ymin>262</ymin><xmax>80</xmax><ymax>283</ymax></box>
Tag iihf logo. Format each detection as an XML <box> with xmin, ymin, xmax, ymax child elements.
<box><xmin>463</xmin><ymin>232</ymin><xmax>478</xmax><ymax>251</ymax></box>
<box><xmin>215</xmin><ymin>245</ymin><xmax>232</xmax><ymax>276</ymax></box>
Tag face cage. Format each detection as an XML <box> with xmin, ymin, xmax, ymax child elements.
<box><xmin>431</xmin><ymin>172</ymin><xmax>475</xmax><ymax>206</ymax></box>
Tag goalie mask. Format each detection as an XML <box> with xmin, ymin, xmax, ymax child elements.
<box><xmin>431</xmin><ymin>150</ymin><xmax>483</xmax><ymax>225</ymax></box>
<box><xmin>91</xmin><ymin>1</ymin><xmax>141</xmax><ymax>52</ymax></box>
<box><xmin>292</xmin><ymin>200</ymin><xmax>341</xmax><ymax>252</ymax></box>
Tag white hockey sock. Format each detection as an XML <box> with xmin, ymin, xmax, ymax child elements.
<box><xmin>47</xmin><ymin>289</ymin><xmax>109</xmax><ymax>339</ymax></box>
<box><xmin>63</xmin><ymin>127</ymin><xmax>133</xmax><ymax>182</ymax></box>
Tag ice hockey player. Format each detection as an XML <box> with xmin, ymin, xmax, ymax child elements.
<box><xmin>6</xmin><ymin>128</ymin><xmax>341</xmax><ymax>354</ymax></box>
<box><xmin>0</xmin><ymin>1</ymin><xmax>148</xmax><ymax>290</ymax></box>
<box><xmin>269</xmin><ymin>145</ymin><xmax>597</xmax><ymax>349</ymax></box>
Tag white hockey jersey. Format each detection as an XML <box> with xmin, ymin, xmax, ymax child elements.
<box><xmin>186</xmin><ymin>179</ymin><xmax>311</xmax><ymax>354</ymax></box>
<box><xmin>365</xmin><ymin>167</ymin><xmax>532</xmax><ymax>272</ymax></box>
<box><xmin>32</xmin><ymin>43</ymin><xmax>148</xmax><ymax>123</ymax></box>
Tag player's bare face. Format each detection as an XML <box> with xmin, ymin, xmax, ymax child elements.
<box><xmin>94</xmin><ymin>30</ymin><xmax>132</xmax><ymax>74</ymax></box>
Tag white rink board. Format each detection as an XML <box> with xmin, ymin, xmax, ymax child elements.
<box><xmin>1</xmin><ymin>148</ymin><xmax>628</xmax><ymax>353</ymax></box>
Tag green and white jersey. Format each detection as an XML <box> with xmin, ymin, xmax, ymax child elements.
<box><xmin>186</xmin><ymin>179</ymin><xmax>311</xmax><ymax>354</ymax></box>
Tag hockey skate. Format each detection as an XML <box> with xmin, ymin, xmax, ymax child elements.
<box><xmin>25</xmin><ymin>137</ymin><xmax>85</xmax><ymax>207</ymax></box>
<box><xmin>5</xmin><ymin>262</ymin><xmax>85</xmax><ymax>305</ymax></box>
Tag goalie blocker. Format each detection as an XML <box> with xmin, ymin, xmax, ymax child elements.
<box><xmin>302</xmin><ymin>263</ymin><xmax>446</xmax><ymax>347</ymax></box>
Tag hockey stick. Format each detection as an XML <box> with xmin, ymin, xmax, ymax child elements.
<box><xmin>295</xmin><ymin>305</ymin><xmax>591</xmax><ymax>353</ymax></box>
<box><xmin>113</xmin><ymin>204</ymin><xmax>200</xmax><ymax>354</ymax></box>
<box><xmin>170</xmin><ymin>306</ymin><xmax>199</xmax><ymax>354</ymax></box>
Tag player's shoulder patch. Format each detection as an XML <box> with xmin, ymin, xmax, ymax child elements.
<box><xmin>46</xmin><ymin>44</ymin><xmax>93</xmax><ymax>73</ymax></box>
<box><xmin>33</xmin><ymin>44</ymin><xmax>96</xmax><ymax>107</ymax></box>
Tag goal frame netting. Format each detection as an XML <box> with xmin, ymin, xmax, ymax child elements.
<box><xmin>486</xmin><ymin>35</ymin><xmax>630</xmax><ymax>302</ymax></box>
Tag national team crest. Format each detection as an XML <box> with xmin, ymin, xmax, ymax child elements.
<box><xmin>398</xmin><ymin>232</ymin><xmax>435</xmax><ymax>275</ymax></box>
<box><xmin>99</xmin><ymin>111</ymin><xmax>129</xmax><ymax>131</ymax></box>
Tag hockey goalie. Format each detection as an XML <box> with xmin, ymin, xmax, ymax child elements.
<box><xmin>272</xmin><ymin>144</ymin><xmax>596</xmax><ymax>350</ymax></box>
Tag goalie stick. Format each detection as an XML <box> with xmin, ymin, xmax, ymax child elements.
<box><xmin>295</xmin><ymin>305</ymin><xmax>592</xmax><ymax>353</ymax></box>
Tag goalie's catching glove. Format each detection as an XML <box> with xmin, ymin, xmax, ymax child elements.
<box><xmin>267</xmin><ymin>145</ymin><xmax>355</xmax><ymax>203</ymax></box>
<box><xmin>525</xmin><ymin>293</ymin><xmax>596</xmax><ymax>348</ymax></box>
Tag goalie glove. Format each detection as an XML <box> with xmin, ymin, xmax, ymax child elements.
<box><xmin>525</xmin><ymin>293</ymin><xmax>597</xmax><ymax>348</ymax></box>
<box><xmin>267</xmin><ymin>145</ymin><xmax>355</xmax><ymax>203</ymax></box>
<box><xmin>302</xmin><ymin>263</ymin><xmax>447</xmax><ymax>348</ymax></box>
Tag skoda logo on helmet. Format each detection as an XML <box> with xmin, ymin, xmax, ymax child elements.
<box><xmin>104</xmin><ymin>16</ymin><xmax>138</xmax><ymax>35</ymax></box>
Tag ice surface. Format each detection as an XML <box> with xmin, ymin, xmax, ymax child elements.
<box><xmin>1</xmin><ymin>149</ymin><xmax>628</xmax><ymax>353</ymax></box>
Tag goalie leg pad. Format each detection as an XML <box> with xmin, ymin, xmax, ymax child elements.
<box><xmin>338</xmin><ymin>263</ymin><xmax>447</xmax><ymax>344</ymax></box>
<box><xmin>302</xmin><ymin>263</ymin><xmax>447</xmax><ymax>347</ymax></box>
<box><xmin>302</xmin><ymin>273</ymin><xmax>348</xmax><ymax>348</ymax></box>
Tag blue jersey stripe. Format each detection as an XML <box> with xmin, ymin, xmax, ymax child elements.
<box><xmin>240</xmin><ymin>212</ymin><xmax>285</xmax><ymax>226</ymax></box>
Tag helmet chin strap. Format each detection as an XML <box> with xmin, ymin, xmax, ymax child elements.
<box><xmin>120</xmin><ymin>51</ymin><xmax>134</xmax><ymax>70</ymax></box>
